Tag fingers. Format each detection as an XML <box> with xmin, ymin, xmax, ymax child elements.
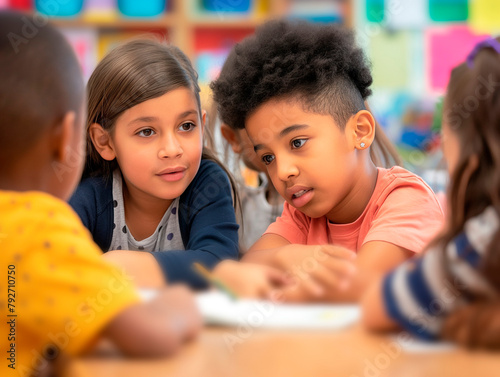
<box><xmin>264</xmin><ymin>265</ymin><xmax>294</xmax><ymax>286</ymax></box>
<box><xmin>269</xmin><ymin>244</ymin><xmax>360</xmax><ymax>300</ymax></box>
<box><xmin>307</xmin><ymin>246</ymin><xmax>357</xmax><ymax>289</ymax></box>
<box><xmin>307</xmin><ymin>264</ymin><xmax>355</xmax><ymax>293</ymax></box>
<box><xmin>293</xmin><ymin>275</ymin><xmax>325</xmax><ymax>297</ymax></box>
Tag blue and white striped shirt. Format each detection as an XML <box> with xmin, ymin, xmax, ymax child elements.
<box><xmin>383</xmin><ymin>207</ymin><xmax>499</xmax><ymax>340</ymax></box>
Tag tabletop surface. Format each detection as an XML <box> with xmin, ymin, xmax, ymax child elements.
<box><xmin>61</xmin><ymin>323</ymin><xmax>500</xmax><ymax>377</ymax></box>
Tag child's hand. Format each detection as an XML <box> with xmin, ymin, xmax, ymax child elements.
<box><xmin>104</xmin><ymin>284</ymin><xmax>202</xmax><ymax>357</ymax></box>
<box><xmin>212</xmin><ymin>260</ymin><xmax>293</xmax><ymax>299</ymax></box>
<box><xmin>272</xmin><ymin>244</ymin><xmax>357</xmax><ymax>300</ymax></box>
<box><xmin>146</xmin><ymin>285</ymin><xmax>202</xmax><ymax>341</ymax></box>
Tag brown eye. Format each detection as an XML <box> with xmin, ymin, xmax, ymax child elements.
<box><xmin>179</xmin><ymin>122</ymin><xmax>196</xmax><ymax>132</ymax></box>
<box><xmin>138</xmin><ymin>129</ymin><xmax>155</xmax><ymax>137</ymax></box>
<box><xmin>262</xmin><ymin>154</ymin><xmax>275</xmax><ymax>165</ymax></box>
<box><xmin>291</xmin><ymin>139</ymin><xmax>307</xmax><ymax>149</ymax></box>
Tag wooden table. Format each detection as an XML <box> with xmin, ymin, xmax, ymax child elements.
<box><xmin>61</xmin><ymin>324</ymin><xmax>500</xmax><ymax>377</ymax></box>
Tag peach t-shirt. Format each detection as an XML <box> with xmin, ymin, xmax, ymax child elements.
<box><xmin>264</xmin><ymin>166</ymin><xmax>444</xmax><ymax>253</ymax></box>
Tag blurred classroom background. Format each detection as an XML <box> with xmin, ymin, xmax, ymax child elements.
<box><xmin>2</xmin><ymin>0</ymin><xmax>499</xmax><ymax>192</ymax></box>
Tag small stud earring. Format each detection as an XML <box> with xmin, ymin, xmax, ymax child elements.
<box><xmin>360</xmin><ymin>142</ymin><xmax>366</xmax><ymax>148</ymax></box>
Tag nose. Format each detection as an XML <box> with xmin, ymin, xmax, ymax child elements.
<box><xmin>276</xmin><ymin>156</ymin><xmax>299</xmax><ymax>182</ymax></box>
<box><xmin>158</xmin><ymin>134</ymin><xmax>183</xmax><ymax>159</ymax></box>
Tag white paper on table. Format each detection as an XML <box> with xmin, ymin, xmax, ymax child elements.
<box><xmin>195</xmin><ymin>290</ymin><xmax>361</xmax><ymax>330</ymax></box>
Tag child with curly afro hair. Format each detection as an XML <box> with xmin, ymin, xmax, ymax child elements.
<box><xmin>211</xmin><ymin>20</ymin><xmax>444</xmax><ymax>303</ymax></box>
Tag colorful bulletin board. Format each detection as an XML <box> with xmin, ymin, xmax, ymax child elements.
<box><xmin>361</xmin><ymin>0</ymin><xmax>499</xmax><ymax>173</ymax></box>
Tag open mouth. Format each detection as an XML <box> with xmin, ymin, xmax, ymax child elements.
<box><xmin>293</xmin><ymin>189</ymin><xmax>311</xmax><ymax>199</ymax></box>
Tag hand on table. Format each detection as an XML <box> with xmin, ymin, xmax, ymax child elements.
<box><xmin>212</xmin><ymin>260</ymin><xmax>293</xmax><ymax>299</ymax></box>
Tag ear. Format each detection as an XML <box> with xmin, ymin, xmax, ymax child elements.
<box><xmin>51</xmin><ymin>111</ymin><xmax>76</xmax><ymax>164</ymax></box>
<box><xmin>346</xmin><ymin>110</ymin><xmax>376</xmax><ymax>150</ymax></box>
<box><xmin>89</xmin><ymin>123</ymin><xmax>116</xmax><ymax>161</ymax></box>
<box><xmin>220</xmin><ymin>123</ymin><xmax>242</xmax><ymax>154</ymax></box>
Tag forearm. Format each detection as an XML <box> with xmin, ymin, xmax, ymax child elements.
<box><xmin>242</xmin><ymin>247</ymin><xmax>280</xmax><ymax>265</ymax></box>
<box><xmin>243</xmin><ymin>234</ymin><xmax>291</xmax><ymax>265</ymax></box>
<box><xmin>361</xmin><ymin>276</ymin><xmax>399</xmax><ymax>331</ymax></box>
<box><xmin>152</xmin><ymin>249</ymin><xmax>237</xmax><ymax>289</ymax></box>
<box><xmin>283</xmin><ymin>241</ymin><xmax>412</xmax><ymax>303</ymax></box>
<box><xmin>103</xmin><ymin>286</ymin><xmax>201</xmax><ymax>357</ymax></box>
<box><xmin>103</xmin><ymin>303</ymin><xmax>183</xmax><ymax>357</ymax></box>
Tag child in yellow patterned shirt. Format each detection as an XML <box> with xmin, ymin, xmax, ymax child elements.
<box><xmin>0</xmin><ymin>11</ymin><xmax>201</xmax><ymax>377</ymax></box>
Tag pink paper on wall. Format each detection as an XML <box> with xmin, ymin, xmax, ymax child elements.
<box><xmin>83</xmin><ymin>0</ymin><xmax>118</xmax><ymax>20</ymax></box>
<box><xmin>61</xmin><ymin>29</ymin><xmax>98</xmax><ymax>82</ymax></box>
<box><xmin>83</xmin><ymin>0</ymin><xmax>115</xmax><ymax>13</ymax></box>
<box><xmin>426</xmin><ymin>26</ymin><xmax>489</xmax><ymax>93</ymax></box>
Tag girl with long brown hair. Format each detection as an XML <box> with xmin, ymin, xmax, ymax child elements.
<box><xmin>362</xmin><ymin>37</ymin><xmax>500</xmax><ymax>349</ymax></box>
<box><xmin>69</xmin><ymin>38</ymin><xmax>241</xmax><ymax>288</ymax></box>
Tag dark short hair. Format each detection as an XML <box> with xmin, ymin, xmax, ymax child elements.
<box><xmin>0</xmin><ymin>11</ymin><xmax>84</xmax><ymax>163</ymax></box>
<box><xmin>211</xmin><ymin>19</ymin><xmax>373</xmax><ymax>130</ymax></box>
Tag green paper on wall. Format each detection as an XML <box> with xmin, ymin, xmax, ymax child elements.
<box><xmin>369</xmin><ymin>31</ymin><xmax>410</xmax><ymax>89</ymax></box>
<box><xmin>429</xmin><ymin>0</ymin><xmax>468</xmax><ymax>22</ymax></box>
<box><xmin>366</xmin><ymin>0</ymin><xmax>384</xmax><ymax>22</ymax></box>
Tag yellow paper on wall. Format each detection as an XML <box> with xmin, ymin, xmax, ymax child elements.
<box><xmin>369</xmin><ymin>31</ymin><xmax>410</xmax><ymax>90</ymax></box>
<box><xmin>469</xmin><ymin>0</ymin><xmax>500</xmax><ymax>34</ymax></box>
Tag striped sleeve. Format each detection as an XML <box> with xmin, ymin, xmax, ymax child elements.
<box><xmin>382</xmin><ymin>207</ymin><xmax>498</xmax><ymax>339</ymax></box>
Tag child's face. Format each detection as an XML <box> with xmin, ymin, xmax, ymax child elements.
<box><xmin>109</xmin><ymin>88</ymin><xmax>204</xmax><ymax>202</ymax></box>
<box><xmin>222</xmin><ymin>126</ymin><xmax>267</xmax><ymax>173</ymax></box>
<box><xmin>246</xmin><ymin>98</ymin><xmax>359</xmax><ymax>219</ymax></box>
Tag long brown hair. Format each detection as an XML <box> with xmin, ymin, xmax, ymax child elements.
<box><xmin>436</xmin><ymin>38</ymin><xmax>500</xmax><ymax>348</ymax></box>
<box><xmin>84</xmin><ymin>38</ymin><xmax>239</xmax><ymax>209</ymax></box>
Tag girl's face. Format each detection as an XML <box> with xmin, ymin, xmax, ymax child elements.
<box><xmin>245</xmin><ymin>98</ymin><xmax>362</xmax><ymax>220</ymax></box>
<box><xmin>109</xmin><ymin>88</ymin><xmax>204</xmax><ymax>203</ymax></box>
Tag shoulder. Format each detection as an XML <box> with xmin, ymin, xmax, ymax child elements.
<box><xmin>2</xmin><ymin>191</ymin><xmax>94</xmax><ymax>243</ymax></box>
<box><xmin>375</xmin><ymin>166</ymin><xmax>442</xmax><ymax>209</ymax></box>
<box><xmin>194</xmin><ymin>159</ymin><xmax>230</xmax><ymax>184</ymax></box>
<box><xmin>72</xmin><ymin>176</ymin><xmax>112</xmax><ymax>197</ymax></box>
<box><xmin>378</xmin><ymin>166</ymin><xmax>435</xmax><ymax>191</ymax></box>
<box><xmin>181</xmin><ymin>159</ymin><xmax>232</xmax><ymax>202</ymax></box>
<box><xmin>69</xmin><ymin>176</ymin><xmax>113</xmax><ymax>213</ymax></box>
<box><xmin>5</xmin><ymin>190</ymin><xmax>80</xmax><ymax>221</ymax></box>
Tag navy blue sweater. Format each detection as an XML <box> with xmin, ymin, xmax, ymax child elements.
<box><xmin>69</xmin><ymin>159</ymin><xmax>239</xmax><ymax>289</ymax></box>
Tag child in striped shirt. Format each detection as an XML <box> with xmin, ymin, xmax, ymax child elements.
<box><xmin>362</xmin><ymin>37</ymin><xmax>500</xmax><ymax>349</ymax></box>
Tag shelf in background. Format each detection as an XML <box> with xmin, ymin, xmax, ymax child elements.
<box><xmin>46</xmin><ymin>14</ymin><xmax>177</xmax><ymax>29</ymax></box>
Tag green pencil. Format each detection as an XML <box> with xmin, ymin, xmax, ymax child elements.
<box><xmin>192</xmin><ymin>262</ymin><xmax>238</xmax><ymax>300</ymax></box>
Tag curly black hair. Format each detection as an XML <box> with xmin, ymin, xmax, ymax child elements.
<box><xmin>210</xmin><ymin>19</ymin><xmax>373</xmax><ymax>130</ymax></box>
